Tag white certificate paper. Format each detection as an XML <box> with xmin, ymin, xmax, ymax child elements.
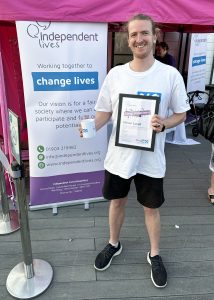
<box><xmin>115</xmin><ymin>94</ymin><xmax>160</xmax><ymax>151</ymax></box>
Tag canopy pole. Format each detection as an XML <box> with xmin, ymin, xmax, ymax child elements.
<box><xmin>209</xmin><ymin>55</ymin><xmax>214</xmax><ymax>84</ymax></box>
<box><xmin>177</xmin><ymin>31</ymin><xmax>183</xmax><ymax>70</ymax></box>
<box><xmin>182</xmin><ymin>33</ymin><xmax>190</xmax><ymax>78</ymax></box>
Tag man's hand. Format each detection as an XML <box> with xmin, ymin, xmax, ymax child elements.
<box><xmin>151</xmin><ymin>112</ymin><xmax>186</xmax><ymax>133</ymax></box>
<box><xmin>151</xmin><ymin>114</ymin><xmax>165</xmax><ymax>133</ymax></box>
<box><xmin>79</xmin><ymin>124</ymin><xmax>83</xmax><ymax>138</ymax></box>
<box><xmin>78</xmin><ymin>111</ymin><xmax>112</xmax><ymax>138</ymax></box>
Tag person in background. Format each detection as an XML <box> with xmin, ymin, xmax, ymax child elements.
<box><xmin>208</xmin><ymin>144</ymin><xmax>214</xmax><ymax>205</ymax></box>
<box><xmin>155</xmin><ymin>41</ymin><xmax>176</xmax><ymax>67</ymax></box>
<box><xmin>80</xmin><ymin>13</ymin><xmax>189</xmax><ymax>288</ymax></box>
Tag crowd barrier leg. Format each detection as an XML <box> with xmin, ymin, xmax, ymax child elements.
<box><xmin>0</xmin><ymin>162</ymin><xmax>20</xmax><ymax>234</ymax></box>
<box><xmin>6</xmin><ymin>162</ymin><xmax>53</xmax><ymax>299</ymax></box>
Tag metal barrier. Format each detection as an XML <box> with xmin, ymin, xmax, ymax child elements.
<box><xmin>6</xmin><ymin>162</ymin><xmax>53</xmax><ymax>299</ymax></box>
<box><xmin>0</xmin><ymin>149</ymin><xmax>53</xmax><ymax>299</ymax></box>
<box><xmin>0</xmin><ymin>160</ymin><xmax>20</xmax><ymax>234</ymax></box>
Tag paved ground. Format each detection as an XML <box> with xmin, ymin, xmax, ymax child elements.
<box><xmin>0</xmin><ymin>126</ymin><xmax>213</xmax><ymax>300</ymax></box>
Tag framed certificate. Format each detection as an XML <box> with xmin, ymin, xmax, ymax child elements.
<box><xmin>115</xmin><ymin>93</ymin><xmax>160</xmax><ymax>151</ymax></box>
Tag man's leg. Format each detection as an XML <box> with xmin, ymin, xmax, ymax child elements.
<box><xmin>208</xmin><ymin>144</ymin><xmax>214</xmax><ymax>203</ymax></box>
<box><xmin>144</xmin><ymin>206</ymin><xmax>160</xmax><ymax>257</ymax></box>
<box><xmin>94</xmin><ymin>197</ymin><xmax>127</xmax><ymax>271</ymax></box>
<box><xmin>208</xmin><ymin>172</ymin><xmax>214</xmax><ymax>204</ymax></box>
<box><xmin>144</xmin><ymin>206</ymin><xmax>167</xmax><ymax>288</ymax></box>
<box><xmin>134</xmin><ymin>174</ymin><xmax>167</xmax><ymax>287</ymax></box>
<box><xmin>109</xmin><ymin>197</ymin><xmax>127</xmax><ymax>245</ymax></box>
<box><xmin>208</xmin><ymin>172</ymin><xmax>214</xmax><ymax>193</ymax></box>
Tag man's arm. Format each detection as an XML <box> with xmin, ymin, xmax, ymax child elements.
<box><xmin>95</xmin><ymin>111</ymin><xmax>112</xmax><ymax>131</ymax></box>
<box><xmin>79</xmin><ymin>111</ymin><xmax>111</xmax><ymax>137</ymax></box>
<box><xmin>151</xmin><ymin>112</ymin><xmax>186</xmax><ymax>133</ymax></box>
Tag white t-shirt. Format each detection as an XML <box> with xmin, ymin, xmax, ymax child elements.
<box><xmin>95</xmin><ymin>60</ymin><xmax>190</xmax><ymax>179</ymax></box>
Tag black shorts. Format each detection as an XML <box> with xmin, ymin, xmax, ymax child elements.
<box><xmin>102</xmin><ymin>170</ymin><xmax>165</xmax><ymax>208</ymax></box>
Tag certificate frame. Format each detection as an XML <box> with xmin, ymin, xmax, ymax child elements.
<box><xmin>115</xmin><ymin>93</ymin><xmax>160</xmax><ymax>151</ymax></box>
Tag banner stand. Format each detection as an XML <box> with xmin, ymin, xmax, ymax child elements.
<box><xmin>53</xmin><ymin>201</ymin><xmax>90</xmax><ymax>216</ymax></box>
<box><xmin>28</xmin><ymin>196</ymin><xmax>105</xmax><ymax>215</ymax></box>
<box><xmin>84</xmin><ymin>201</ymin><xmax>90</xmax><ymax>210</ymax></box>
<box><xmin>6</xmin><ymin>162</ymin><xmax>53</xmax><ymax>299</ymax></box>
<box><xmin>16</xmin><ymin>22</ymin><xmax>108</xmax><ymax>210</ymax></box>
<box><xmin>0</xmin><ymin>162</ymin><xmax>20</xmax><ymax>235</ymax></box>
<box><xmin>51</xmin><ymin>201</ymin><xmax>90</xmax><ymax>215</ymax></box>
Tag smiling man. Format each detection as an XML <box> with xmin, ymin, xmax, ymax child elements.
<box><xmin>81</xmin><ymin>14</ymin><xmax>190</xmax><ymax>289</ymax></box>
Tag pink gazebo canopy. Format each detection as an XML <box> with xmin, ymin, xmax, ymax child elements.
<box><xmin>0</xmin><ymin>0</ymin><xmax>214</xmax><ymax>32</ymax></box>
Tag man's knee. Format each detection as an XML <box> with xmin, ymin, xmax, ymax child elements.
<box><xmin>143</xmin><ymin>206</ymin><xmax>159</xmax><ymax>216</ymax></box>
<box><xmin>110</xmin><ymin>198</ymin><xmax>127</xmax><ymax>209</ymax></box>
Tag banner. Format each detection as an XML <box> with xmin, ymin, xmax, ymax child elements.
<box><xmin>16</xmin><ymin>21</ymin><xmax>108</xmax><ymax>208</ymax></box>
<box><xmin>187</xmin><ymin>33</ymin><xmax>207</xmax><ymax>95</ymax></box>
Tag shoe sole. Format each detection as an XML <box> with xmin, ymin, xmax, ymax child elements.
<box><xmin>208</xmin><ymin>194</ymin><xmax>214</xmax><ymax>205</ymax></box>
<box><xmin>94</xmin><ymin>245</ymin><xmax>123</xmax><ymax>271</ymax></box>
<box><xmin>147</xmin><ymin>252</ymin><xmax>167</xmax><ymax>288</ymax></box>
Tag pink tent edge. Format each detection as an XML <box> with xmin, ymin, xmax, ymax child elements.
<box><xmin>0</xmin><ymin>0</ymin><xmax>213</xmax><ymax>32</ymax></box>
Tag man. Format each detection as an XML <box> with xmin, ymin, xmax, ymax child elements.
<box><xmin>208</xmin><ymin>144</ymin><xmax>214</xmax><ymax>205</ymax></box>
<box><xmin>81</xmin><ymin>14</ymin><xmax>189</xmax><ymax>288</ymax></box>
<box><xmin>155</xmin><ymin>41</ymin><xmax>176</xmax><ymax>67</ymax></box>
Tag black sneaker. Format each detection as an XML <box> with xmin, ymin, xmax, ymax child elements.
<box><xmin>94</xmin><ymin>242</ymin><xmax>122</xmax><ymax>271</ymax></box>
<box><xmin>147</xmin><ymin>252</ymin><xmax>167</xmax><ymax>288</ymax></box>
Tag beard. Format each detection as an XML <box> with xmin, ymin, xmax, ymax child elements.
<box><xmin>134</xmin><ymin>52</ymin><xmax>149</xmax><ymax>59</ymax></box>
<box><xmin>132</xmin><ymin>43</ymin><xmax>154</xmax><ymax>59</ymax></box>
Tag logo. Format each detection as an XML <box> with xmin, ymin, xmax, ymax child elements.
<box><xmin>137</xmin><ymin>91</ymin><xmax>162</xmax><ymax>99</ymax></box>
<box><xmin>27</xmin><ymin>22</ymin><xmax>99</xmax><ymax>49</ymax></box>
<box><xmin>136</xmin><ymin>139</ymin><xmax>149</xmax><ymax>144</ymax></box>
<box><xmin>193</xmin><ymin>34</ymin><xmax>207</xmax><ymax>46</ymax></box>
<box><xmin>27</xmin><ymin>22</ymin><xmax>60</xmax><ymax>49</ymax></box>
<box><xmin>27</xmin><ymin>22</ymin><xmax>51</xmax><ymax>38</ymax></box>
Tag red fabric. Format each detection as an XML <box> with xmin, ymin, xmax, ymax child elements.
<box><xmin>0</xmin><ymin>111</ymin><xmax>2</xmax><ymax>140</ymax></box>
<box><xmin>0</xmin><ymin>23</ymin><xmax>27</xmax><ymax>145</ymax></box>
<box><xmin>0</xmin><ymin>0</ymin><xmax>213</xmax><ymax>32</ymax></box>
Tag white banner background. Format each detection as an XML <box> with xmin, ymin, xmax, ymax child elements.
<box><xmin>187</xmin><ymin>33</ymin><xmax>207</xmax><ymax>95</ymax></box>
<box><xmin>16</xmin><ymin>21</ymin><xmax>108</xmax><ymax>208</ymax></box>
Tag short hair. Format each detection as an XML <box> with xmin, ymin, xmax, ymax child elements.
<box><xmin>158</xmin><ymin>41</ymin><xmax>169</xmax><ymax>51</ymax></box>
<box><xmin>125</xmin><ymin>14</ymin><xmax>156</xmax><ymax>35</ymax></box>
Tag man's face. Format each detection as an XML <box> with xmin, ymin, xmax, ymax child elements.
<box><xmin>128</xmin><ymin>19</ymin><xmax>156</xmax><ymax>59</ymax></box>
